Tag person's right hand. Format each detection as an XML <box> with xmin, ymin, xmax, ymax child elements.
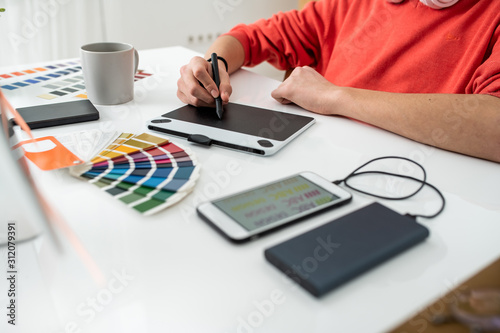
<box><xmin>177</xmin><ymin>56</ymin><xmax>232</xmax><ymax>107</ymax></box>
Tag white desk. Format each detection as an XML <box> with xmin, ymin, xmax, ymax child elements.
<box><xmin>1</xmin><ymin>46</ymin><xmax>500</xmax><ymax>333</ymax></box>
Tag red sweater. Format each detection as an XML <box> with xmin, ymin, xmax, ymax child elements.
<box><xmin>226</xmin><ymin>0</ymin><xmax>500</xmax><ymax>98</ymax></box>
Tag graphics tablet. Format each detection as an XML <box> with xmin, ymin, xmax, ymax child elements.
<box><xmin>147</xmin><ymin>103</ymin><xmax>315</xmax><ymax>156</ymax></box>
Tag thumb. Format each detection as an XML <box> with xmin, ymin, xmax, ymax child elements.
<box><xmin>271</xmin><ymin>83</ymin><xmax>292</xmax><ymax>105</ymax></box>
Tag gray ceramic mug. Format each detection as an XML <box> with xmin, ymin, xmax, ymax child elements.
<box><xmin>81</xmin><ymin>42</ymin><xmax>139</xmax><ymax>105</ymax></box>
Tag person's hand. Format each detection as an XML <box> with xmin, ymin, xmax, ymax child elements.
<box><xmin>177</xmin><ymin>56</ymin><xmax>231</xmax><ymax>107</ymax></box>
<box><xmin>271</xmin><ymin>66</ymin><xmax>341</xmax><ymax>115</ymax></box>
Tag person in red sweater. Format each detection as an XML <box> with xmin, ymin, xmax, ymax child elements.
<box><xmin>177</xmin><ymin>0</ymin><xmax>500</xmax><ymax>162</ymax></box>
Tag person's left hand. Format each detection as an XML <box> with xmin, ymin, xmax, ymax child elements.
<box><xmin>271</xmin><ymin>66</ymin><xmax>340</xmax><ymax>115</ymax></box>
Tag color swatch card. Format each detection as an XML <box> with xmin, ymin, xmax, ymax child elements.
<box><xmin>13</xmin><ymin>136</ymin><xmax>84</xmax><ymax>171</ymax></box>
<box><xmin>70</xmin><ymin>132</ymin><xmax>200</xmax><ymax>215</ymax></box>
<box><xmin>0</xmin><ymin>59</ymin><xmax>153</xmax><ymax>107</ymax></box>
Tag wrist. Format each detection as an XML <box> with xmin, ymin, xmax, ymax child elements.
<box><xmin>314</xmin><ymin>85</ymin><xmax>350</xmax><ymax>116</ymax></box>
<box><xmin>332</xmin><ymin>86</ymin><xmax>356</xmax><ymax>117</ymax></box>
<box><xmin>207</xmin><ymin>55</ymin><xmax>228</xmax><ymax>72</ymax></box>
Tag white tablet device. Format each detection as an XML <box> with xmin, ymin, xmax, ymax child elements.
<box><xmin>197</xmin><ymin>172</ymin><xmax>352</xmax><ymax>242</ymax></box>
<box><xmin>147</xmin><ymin>103</ymin><xmax>315</xmax><ymax>156</ymax></box>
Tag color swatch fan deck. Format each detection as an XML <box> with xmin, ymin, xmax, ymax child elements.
<box><xmin>70</xmin><ymin>133</ymin><xmax>200</xmax><ymax>215</ymax></box>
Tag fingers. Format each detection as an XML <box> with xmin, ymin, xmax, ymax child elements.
<box><xmin>193</xmin><ymin>58</ymin><xmax>219</xmax><ymax>99</ymax></box>
<box><xmin>218</xmin><ymin>67</ymin><xmax>232</xmax><ymax>104</ymax></box>
<box><xmin>272</xmin><ymin>78</ymin><xmax>295</xmax><ymax>105</ymax></box>
<box><xmin>271</xmin><ymin>66</ymin><xmax>335</xmax><ymax>114</ymax></box>
<box><xmin>177</xmin><ymin>56</ymin><xmax>232</xmax><ymax>107</ymax></box>
<box><xmin>271</xmin><ymin>68</ymin><xmax>298</xmax><ymax>104</ymax></box>
<box><xmin>177</xmin><ymin>89</ymin><xmax>213</xmax><ymax>108</ymax></box>
<box><xmin>271</xmin><ymin>82</ymin><xmax>290</xmax><ymax>104</ymax></box>
<box><xmin>177</xmin><ymin>57</ymin><xmax>213</xmax><ymax>106</ymax></box>
<box><xmin>274</xmin><ymin>96</ymin><xmax>292</xmax><ymax>105</ymax></box>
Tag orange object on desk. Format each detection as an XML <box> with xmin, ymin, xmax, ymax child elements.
<box><xmin>13</xmin><ymin>136</ymin><xmax>83</xmax><ymax>171</ymax></box>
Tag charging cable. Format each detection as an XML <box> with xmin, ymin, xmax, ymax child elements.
<box><xmin>333</xmin><ymin>156</ymin><xmax>446</xmax><ymax>219</ymax></box>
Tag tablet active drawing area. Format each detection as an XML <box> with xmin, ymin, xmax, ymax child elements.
<box><xmin>147</xmin><ymin>103</ymin><xmax>315</xmax><ymax>156</ymax></box>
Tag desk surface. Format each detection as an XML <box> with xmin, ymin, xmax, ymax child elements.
<box><xmin>1</xmin><ymin>46</ymin><xmax>500</xmax><ymax>333</ymax></box>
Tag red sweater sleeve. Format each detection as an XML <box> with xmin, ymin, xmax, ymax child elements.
<box><xmin>224</xmin><ymin>1</ymin><xmax>342</xmax><ymax>71</ymax></box>
<box><xmin>224</xmin><ymin>0</ymin><xmax>500</xmax><ymax>99</ymax></box>
<box><xmin>467</xmin><ymin>25</ymin><xmax>500</xmax><ymax>99</ymax></box>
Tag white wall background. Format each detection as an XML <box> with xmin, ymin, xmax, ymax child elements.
<box><xmin>0</xmin><ymin>0</ymin><xmax>297</xmax><ymax>79</ymax></box>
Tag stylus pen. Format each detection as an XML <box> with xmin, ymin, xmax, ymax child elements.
<box><xmin>211</xmin><ymin>52</ymin><xmax>224</xmax><ymax>119</ymax></box>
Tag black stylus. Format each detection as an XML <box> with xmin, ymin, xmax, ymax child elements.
<box><xmin>211</xmin><ymin>53</ymin><xmax>224</xmax><ymax>119</ymax></box>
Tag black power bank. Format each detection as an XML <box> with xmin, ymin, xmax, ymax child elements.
<box><xmin>14</xmin><ymin>99</ymin><xmax>99</xmax><ymax>129</ymax></box>
<box><xmin>264</xmin><ymin>202</ymin><xmax>429</xmax><ymax>297</ymax></box>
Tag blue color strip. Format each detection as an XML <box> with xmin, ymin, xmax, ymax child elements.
<box><xmin>0</xmin><ymin>85</ymin><xmax>17</xmax><ymax>90</ymax></box>
<box><xmin>12</xmin><ymin>82</ymin><xmax>29</xmax><ymax>87</ymax></box>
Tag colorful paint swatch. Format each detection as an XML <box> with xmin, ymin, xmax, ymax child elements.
<box><xmin>0</xmin><ymin>61</ymin><xmax>75</xmax><ymax>81</ymax></box>
<box><xmin>50</xmin><ymin>90</ymin><xmax>67</xmax><ymax>96</ymax></box>
<box><xmin>0</xmin><ymin>59</ymin><xmax>153</xmax><ymax>103</ymax></box>
<box><xmin>37</xmin><ymin>93</ymin><xmax>57</xmax><ymax>100</ymax></box>
<box><xmin>71</xmin><ymin>133</ymin><xmax>199</xmax><ymax>215</ymax></box>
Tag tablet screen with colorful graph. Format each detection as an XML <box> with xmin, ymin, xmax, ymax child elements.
<box><xmin>70</xmin><ymin>132</ymin><xmax>200</xmax><ymax>215</ymax></box>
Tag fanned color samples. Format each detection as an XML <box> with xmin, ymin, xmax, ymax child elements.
<box><xmin>71</xmin><ymin>132</ymin><xmax>200</xmax><ymax>215</ymax></box>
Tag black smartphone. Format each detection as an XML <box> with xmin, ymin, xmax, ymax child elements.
<box><xmin>14</xmin><ymin>99</ymin><xmax>99</xmax><ymax>129</ymax></box>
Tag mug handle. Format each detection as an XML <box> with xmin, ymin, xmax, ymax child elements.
<box><xmin>133</xmin><ymin>49</ymin><xmax>139</xmax><ymax>73</ymax></box>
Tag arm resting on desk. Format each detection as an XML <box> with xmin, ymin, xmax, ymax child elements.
<box><xmin>177</xmin><ymin>37</ymin><xmax>500</xmax><ymax>163</ymax></box>
<box><xmin>271</xmin><ymin>66</ymin><xmax>500</xmax><ymax>163</ymax></box>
